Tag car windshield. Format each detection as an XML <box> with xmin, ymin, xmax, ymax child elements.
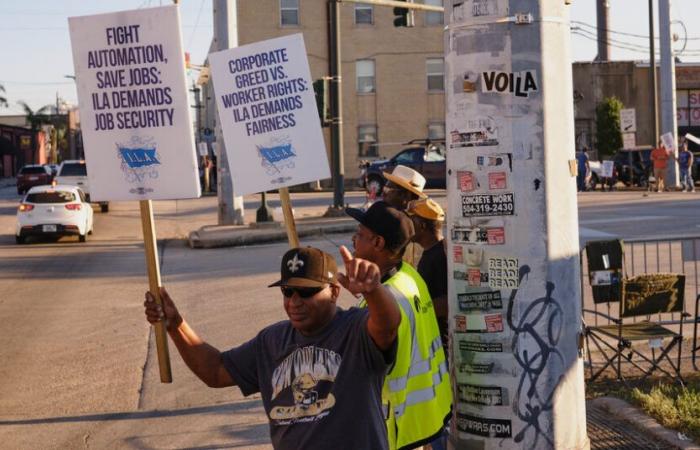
<box><xmin>60</xmin><ymin>163</ymin><xmax>87</xmax><ymax>176</ymax></box>
<box><xmin>20</xmin><ymin>167</ymin><xmax>46</xmax><ymax>175</ymax></box>
<box><xmin>26</xmin><ymin>191</ymin><xmax>76</xmax><ymax>203</ymax></box>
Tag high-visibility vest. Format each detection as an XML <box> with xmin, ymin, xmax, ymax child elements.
<box><xmin>361</xmin><ymin>263</ymin><xmax>453</xmax><ymax>450</ymax></box>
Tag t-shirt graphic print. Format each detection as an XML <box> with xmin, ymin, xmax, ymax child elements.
<box><xmin>269</xmin><ymin>345</ymin><xmax>340</xmax><ymax>424</ymax></box>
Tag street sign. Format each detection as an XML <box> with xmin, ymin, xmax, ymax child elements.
<box><xmin>622</xmin><ymin>132</ymin><xmax>636</xmax><ymax>149</ymax></box>
<box><xmin>68</xmin><ymin>5</ymin><xmax>200</xmax><ymax>201</ymax></box>
<box><xmin>620</xmin><ymin>108</ymin><xmax>636</xmax><ymax>132</ymax></box>
<box><xmin>208</xmin><ymin>34</ymin><xmax>330</xmax><ymax>196</ymax></box>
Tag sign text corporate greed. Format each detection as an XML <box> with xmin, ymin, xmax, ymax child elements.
<box><xmin>219</xmin><ymin>48</ymin><xmax>309</xmax><ymax>137</ymax></box>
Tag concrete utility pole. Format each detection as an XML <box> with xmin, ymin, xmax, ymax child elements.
<box><xmin>658</xmin><ymin>0</ymin><xmax>679</xmax><ymax>186</ymax></box>
<box><xmin>213</xmin><ymin>0</ymin><xmax>245</xmax><ymax>224</ymax></box>
<box><xmin>596</xmin><ymin>0</ymin><xmax>611</xmax><ymax>61</ymax></box>
<box><xmin>649</xmin><ymin>0</ymin><xmax>659</xmax><ymax>143</ymax></box>
<box><xmin>445</xmin><ymin>1</ymin><xmax>589</xmax><ymax>449</ymax></box>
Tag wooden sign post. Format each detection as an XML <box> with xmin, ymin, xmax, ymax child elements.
<box><xmin>139</xmin><ymin>200</ymin><xmax>172</xmax><ymax>383</ymax></box>
<box><xmin>279</xmin><ymin>188</ymin><xmax>299</xmax><ymax>248</ymax></box>
<box><xmin>69</xmin><ymin>5</ymin><xmax>202</xmax><ymax>384</ymax></box>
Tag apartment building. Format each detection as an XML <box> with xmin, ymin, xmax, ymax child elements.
<box><xmin>201</xmin><ymin>0</ymin><xmax>445</xmax><ymax>183</ymax></box>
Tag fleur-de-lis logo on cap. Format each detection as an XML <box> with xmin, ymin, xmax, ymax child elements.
<box><xmin>287</xmin><ymin>253</ymin><xmax>304</xmax><ymax>273</ymax></box>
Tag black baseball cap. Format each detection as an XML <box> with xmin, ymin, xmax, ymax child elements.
<box><xmin>345</xmin><ymin>201</ymin><xmax>415</xmax><ymax>252</ymax></box>
<box><xmin>268</xmin><ymin>247</ymin><xmax>338</xmax><ymax>288</ymax></box>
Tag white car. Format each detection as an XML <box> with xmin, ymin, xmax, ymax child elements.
<box><xmin>15</xmin><ymin>185</ymin><xmax>94</xmax><ymax>244</ymax></box>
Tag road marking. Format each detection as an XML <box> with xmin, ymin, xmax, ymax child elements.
<box><xmin>579</xmin><ymin>215</ymin><xmax>668</xmax><ymax>225</ymax></box>
<box><xmin>578</xmin><ymin>227</ymin><xmax>616</xmax><ymax>238</ymax></box>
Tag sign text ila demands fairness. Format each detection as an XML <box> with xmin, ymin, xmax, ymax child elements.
<box><xmin>68</xmin><ymin>5</ymin><xmax>200</xmax><ymax>201</ymax></box>
<box><xmin>209</xmin><ymin>34</ymin><xmax>330</xmax><ymax>196</ymax></box>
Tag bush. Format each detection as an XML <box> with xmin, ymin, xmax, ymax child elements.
<box><xmin>596</xmin><ymin>97</ymin><xmax>624</xmax><ymax>158</ymax></box>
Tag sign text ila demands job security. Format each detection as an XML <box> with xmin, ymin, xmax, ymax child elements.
<box><xmin>68</xmin><ymin>5</ymin><xmax>200</xmax><ymax>201</ymax></box>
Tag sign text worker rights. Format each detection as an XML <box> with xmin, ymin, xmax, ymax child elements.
<box><xmin>209</xmin><ymin>34</ymin><xmax>329</xmax><ymax>196</ymax></box>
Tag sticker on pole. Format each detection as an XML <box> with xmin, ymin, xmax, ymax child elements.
<box><xmin>209</xmin><ymin>34</ymin><xmax>330</xmax><ymax>196</ymax></box>
<box><xmin>68</xmin><ymin>5</ymin><xmax>200</xmax><ymax>201</ymax></box>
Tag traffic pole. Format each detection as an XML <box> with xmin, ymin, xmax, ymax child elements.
<box><xmin>445</xmin><ymin>1</ymin><xmax>589</xmax><ymax>448</ymax></box>
<box><xmin>658</xmin><ymin>0</ymin><xmax>679</xmax><ymax>187</ymax></box>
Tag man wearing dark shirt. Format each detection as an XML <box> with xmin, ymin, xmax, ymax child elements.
<box><xmin>143</xmin><ymin>246</ymin><xmax>400</xmax><ymax>450</ymax></box>
<box><xmin>407</xmin><ymin>198</ymin><xmax>448</xmax><ymax>350</ymax></box>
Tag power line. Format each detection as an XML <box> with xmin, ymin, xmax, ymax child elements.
<box><xmin>572</xmin><ymin>19</ymin><xmax>700</xmax><ymax>41</ymax></box>
<box><xmin>187</xmin><ymin>0</ymin><xmax>207</xmax><ymax>50</ymax></box>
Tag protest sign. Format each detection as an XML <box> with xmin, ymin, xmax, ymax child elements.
<box><xmin>601</xmin><ymin>160</ymin><xmax>614</xmax><ymax>178</ymax></box>
<box><xmin>69</xmin><ymin>5</ymin><xmax>200</xmax><ymax>201</ymax></box>
<box><xmin>661</xmin><ymin>132</ymin><xmax>677</xmax><ymax>155</ymax></box>
<box><xmin>208</xmin><ymin>34</ymin><xmax>330</xmax><ymax>197</ymax></box>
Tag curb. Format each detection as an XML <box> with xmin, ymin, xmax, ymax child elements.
<box><xmin>188</xmin><ymin>220</ymin><xmax>357</xmax><ymax>249</ymax></box>
<box><xmin>590</xmin><ymin>397</ymin><xmax>699</xmax><ymax>449</ymax></box>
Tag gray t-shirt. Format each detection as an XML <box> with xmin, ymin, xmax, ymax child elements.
<box><xmin>222</xmin><ymin>307</ymin><xmax>393</xmax><ymax>450</ymax></box>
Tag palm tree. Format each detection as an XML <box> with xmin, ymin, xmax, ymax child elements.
<box><xmin>0</xmin><ymin>84</ymin><xmax>7</xmax><ymax>108</ymax></box>
<box><xmin>17</xmin><ymin>101</ymin><xmax>52</xmax><ymax>163</ymax></box>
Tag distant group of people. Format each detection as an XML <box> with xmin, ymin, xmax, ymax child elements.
<box><xmin>144</xmin><ymin>164</ymin><xmax>452</xmax><ymax>450</ymax></box>
<box><xmin>577</xmin><ymin>138</ymin><xmax>695</xmax><ymax>193</ymax></box>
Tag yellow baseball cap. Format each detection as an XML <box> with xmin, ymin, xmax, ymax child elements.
<box><xmin>407</xmin><ymin>198</ymin><xmax>445</xmax><ymax>221</ymax></box>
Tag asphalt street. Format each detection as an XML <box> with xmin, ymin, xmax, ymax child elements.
<box><xmin>1</xmin><ymin>184</ymin><xmax>700</xmax><ymax>448</ymax></box>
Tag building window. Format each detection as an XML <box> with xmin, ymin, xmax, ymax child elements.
<box><xmin>425</xmin><ymin>0</ymin><xmax>443</xmax><ymax>26</ymax></box>
<box><xmin>358</xmin><ymin>125</ymin><xmax>378</xmax><ymax>157</ymax></box>
<box><xmin>355</xmin><ymin>4</ymin><xmax>373</xmax><ymax>25</ymax></box>
<box><xmin>426</xmin><ymin>58</ymin><xmax>444</xmax><ymax>92</ymax></box>
<box><xmin>356</xmin><ymin>60</ymin><xmax>375</xmax><ymax>94</ymax></box>
<box><xmin>280</xmin><ymin>0</ymin><xmax>299</xmax><ymax>26</ymax></box>
<box><xmin>428</xmin><ymin>123</ymin><xmax>446</xmax><ymax>140</ymax></box>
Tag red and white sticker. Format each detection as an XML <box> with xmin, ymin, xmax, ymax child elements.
<box><xmin>468</xmin><ymin>268</ymin><xmax>482</xmax><ymax>287</ymax></box>
<box><xmin>488</xmin><ymin>172</ymin><xmax>507</xmax><ymax>190</ymax></box>
<box><xmin>455</xmin><ymin>314</ymin><xmax>467</xmax><ymax>332</ymax></box>
<box><xmin>454</xmin><ymin>245</ymin><xmax>464</xmax><ymax>263</ymax></box>
<box><xmin>458</xmin><ymin>171</ymin><xmax>477</xmax><ymax>192</ymax></box>
<box><xmin>484</xmin><ymin>314</ymin><xmax>504</xmax><ymax>333</ymax></box>
<box><xmin>487</xmin><ymin>228</ymin><xmax>505</xmax><ymax>245</ymax></box>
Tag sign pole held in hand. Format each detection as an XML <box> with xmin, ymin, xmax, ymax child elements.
<box><xmin>69</xmin><ymin>5</ymin><xmax>202</xmax><ymax>383</ymax></box>
<box><xmin>279</xmin><ymin>187</ymin><xmax>299</xmax><ymax>248</ymax></box>
<box><xmin>139</xmin><ymin>200</ymin><xmax>172</xmax><ymax>382</ymax></box>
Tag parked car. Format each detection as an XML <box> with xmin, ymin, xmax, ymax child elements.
<box><xmin>16</xmin><ymin>164</ymin><xmax>52</xmax><ymax>194</ymax></box>
<box><xmin>15</xmin><ymin>185</ymin><xmax>94</xmax><ymax>244</ymax></box>
<box><xmin>55</xmin><ymin>160</ymin><xmax>109</xmax><ymax>212</ymax></box>
<box><xmin>359</xmin><ymin>139</ymin><xmax>446</xmax><ymax>193</ymax></box>
<box><xmin>588</xmin><ymin>147</ymin><xmax>652</xmax><ymax>189</ymax></box>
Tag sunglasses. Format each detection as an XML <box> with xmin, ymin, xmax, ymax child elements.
<box><xmin>281</xmin><ymin>286</ymin><xmax>325</xmax><ymax>298</ymax></box>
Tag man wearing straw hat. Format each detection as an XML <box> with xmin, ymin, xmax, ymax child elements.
<box><xmin>382</xmin><ymin>164</ymin><xmax>428</xmax><ymax>211</ymax></box>
<box><xmin>144</xmin><ymin>246</ymin><xmax>400</xmax><ymax>450</ymax></box>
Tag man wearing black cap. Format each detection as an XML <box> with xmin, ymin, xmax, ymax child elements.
<box><xmin>143</xmin><ymin>246</ymin><xmax>400</xmax><ymax>450</ymax></box>
<box><xmin>345</xmin><ymin>201</ymin><xmax>452</xmax><ymax>450</ymax></box>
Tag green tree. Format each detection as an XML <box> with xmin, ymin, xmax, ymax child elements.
<box><xmin>595</xmin><ymin>96</ymin><xmax>624</xmax><ymax>158</ymax></box>
<box><xmin>0</xmin><ymin>84</ymin><xmax>7</xmax><ymax>108</ymax></box>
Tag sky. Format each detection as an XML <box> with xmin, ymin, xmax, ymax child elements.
<box><xmin>1</xmin><ymin>0</ymin><xmax>700</xmax><ymax>116</ymax></box>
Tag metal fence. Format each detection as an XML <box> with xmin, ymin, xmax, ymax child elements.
<box><xmin>580</xmin><ymin>235</ymin><xmax>700</xmax><ymax>371</ymax></box>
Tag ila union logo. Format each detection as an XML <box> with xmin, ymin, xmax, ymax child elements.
<box><xmin>116</xmin><ymin>136</ymin><xmax>161</xmax><ymax>193</ymax></box>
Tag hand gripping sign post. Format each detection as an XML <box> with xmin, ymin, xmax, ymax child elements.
<box><xmin>69</xmin><ymin>5</ymin><xmax>201</xmax><ymax>382</ymax></box>
<box><xmin>209</xmin><ymin>34</ymin><xmax>331</xmax><ymax>247</ymax></box>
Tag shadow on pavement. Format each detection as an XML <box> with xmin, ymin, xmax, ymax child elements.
<box><xmin>0</xmin><ymin>399</ymin><xmax>262</xmax><ymax>426</ymax></box>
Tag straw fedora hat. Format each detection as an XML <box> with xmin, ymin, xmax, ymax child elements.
<box><xmin>383</xmin><ymin>165</ymin><xmax>428</xmax><ymax>198</ymax></box>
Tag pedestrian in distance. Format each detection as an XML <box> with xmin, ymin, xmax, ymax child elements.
<box><xmin>576</xmin><ymin>148</ymin><xmax>590</xmax><ymax>192</ymax></box>
<box><xmin>382</xmin><ymin>164</ymin><xmax>428</xmax><ymax>211</ymax></box>
<box><xmin>143</xmin><ymin>246</ymin><xmax>401</xmax><ymax>450</ymax></box>
<box><xmin>651</xmin><ymin>139</ymin><xmax>670</xmax><ymax>192</ymax></box>
<box><xmin>345</xmin><ymin>201</ymin><xmax>452</xmax><ymax>450</ymax></box>
<box><xmin>678</xmin><ymin>140</ymin><xmax>695</xmax><ymax>192</ymax></box>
